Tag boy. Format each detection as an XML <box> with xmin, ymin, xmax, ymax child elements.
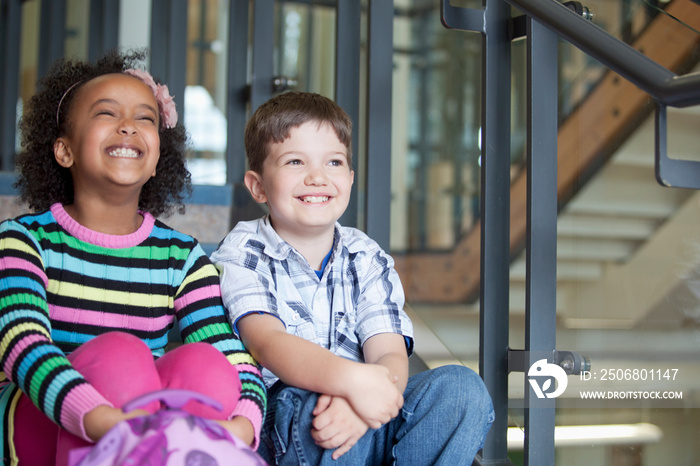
<box><xmin>211</xmin><ymin>92</ymin><xmax>494</xmax><ymax>465</ymax></box>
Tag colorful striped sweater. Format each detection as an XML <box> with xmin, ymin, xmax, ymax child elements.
<box><xmin>0</xmin><ymin>204</ymin><xmax>266</xmax><ymax>447</ymax></box>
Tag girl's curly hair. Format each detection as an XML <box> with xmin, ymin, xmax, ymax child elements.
<box><xmin>15</xmin><ymin>49</ymin><xmax>191</xmax><ymax>217</ymax></box>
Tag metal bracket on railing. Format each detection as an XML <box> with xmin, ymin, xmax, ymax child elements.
<box><xmin>556</xmin><ymin>350</ymin><xmax>591</xmax><ymax>375</ymax></box>
<box><xmin>508</xmin><ymin>349</ymin><xmax>591</xmax><ymax>375</ymax></box>
<box><xmin>512</xmin><ymin>2</ymin><xmax>593</xmax><ymax>42</ymax></box>
<box><xmin>440</xmin><ymin>0</ymin><xmax>483</xmax><ymax>32</ymax></box>
<box><xmin>562</xmin><ymin>1</ymin><xmax>593</xmax><ymax>21</ymax></box>
<box><xmin>655</xmin><ymin>103</ymin><xmax>700</xmax><ymax>190</ymax></box>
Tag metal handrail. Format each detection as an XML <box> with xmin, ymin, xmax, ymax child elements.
<box><xmin>507</xmin><ymin>0</ymin><xmax>700</xmax><ymax>107</ymax></box>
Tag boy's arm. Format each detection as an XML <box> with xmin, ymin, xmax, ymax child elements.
<box><xmin>309</xmin><ymin>333</ymin><xmax>409</xmax><ymax>459</ymax></box>
<box><xmin>237</xmin><ymin>313</ymin><xmax>402</xmax><ymax>429</ymax></box>
<box><xmin>362</xmin><ymin>332</ymin><xmax>409</xmax><ymax>393</ymax></box>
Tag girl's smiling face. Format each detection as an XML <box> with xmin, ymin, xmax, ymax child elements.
<box><xmin>53</xmin><ymin>73</ymin><xmax>161</xmax><ymax>201</ymax></box>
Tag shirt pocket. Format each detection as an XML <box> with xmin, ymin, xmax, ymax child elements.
<box><xmin>279</xmin><ymin>303</ymin><xmax>318</xmax><ymax>343</ymax></box>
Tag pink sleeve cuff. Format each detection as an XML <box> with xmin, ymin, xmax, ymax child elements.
<box><xmin>230</xmin><ymin>398</ymin><xmax>263</xmax><ymax>450</ymax></box>
<box><xmin>59</xmin><ymin>384</ymin><xmax>113</xmax><ymax>442</ymax></box>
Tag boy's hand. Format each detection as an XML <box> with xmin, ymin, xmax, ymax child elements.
<box><xmin>344</xmin><ymin>363</ymin><xmax>403</xmax><ymax>429</ymax></box>
<box><xmin>312</xmin><ymin>395</ymin><xmax>368</xmax><ymax>459</ymax></box>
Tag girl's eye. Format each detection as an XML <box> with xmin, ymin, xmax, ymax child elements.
<box><xmin>138</xmin><ymin>115</ymin><xmax>157</xmax><ymax>123</ymax></box>
<box><xmin>329</xmin><ymin>159</ymin><xmax>344</xmax><ymax>167</ymax></box>
<box><xmin>287</xmin><ymin>159</ymin><xmax>302</xmax><ymax>165</ymax></box>
<box><xmin>96</xmin><ymin>110</ymin><xmax>115</xmax><ymax>117</ymax></box>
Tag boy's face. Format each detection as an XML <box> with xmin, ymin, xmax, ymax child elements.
<box><xmin>244</xmin><ymin>121</ymin><xmax>354</xmax><ymax>242</ymax></box>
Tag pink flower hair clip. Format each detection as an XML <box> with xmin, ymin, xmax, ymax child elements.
<box><xmin>124</xmin><ymin>68</ymin><xmax>178</xmax><ymax>129</ymax></box>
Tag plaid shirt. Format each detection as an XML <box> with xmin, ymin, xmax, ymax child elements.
<box><xmin>211</xmin><ymin>216</ymin><xmax>414</xmax><ymax>387</ymax></box>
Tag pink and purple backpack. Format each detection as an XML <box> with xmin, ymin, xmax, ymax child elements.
<box><xmin>68</xmin><ymin>389</ymin><xmax>266</xmax><ymax>466</ymax></box>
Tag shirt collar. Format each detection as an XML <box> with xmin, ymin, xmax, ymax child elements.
<box><xmin>257</xmin><ymin>215</ymin><xmax>349</xmax><ymax>261</ymax></box>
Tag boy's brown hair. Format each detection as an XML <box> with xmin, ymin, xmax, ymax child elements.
<box><xmin>244</xmin><ymin>91</ymin><xmax>353</xmax><ymax>174</ymax></box>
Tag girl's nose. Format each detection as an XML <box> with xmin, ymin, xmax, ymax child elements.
<box><xmin>118</xmin><ymin>118</ymin><xmax>137</xmax><ymax>135</ymax></box>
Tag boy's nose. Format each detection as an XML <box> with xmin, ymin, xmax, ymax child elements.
<box><xmin>305</xmin><ymin>167</ymin><xmax>328</xmax><ymax>185</ymax></box>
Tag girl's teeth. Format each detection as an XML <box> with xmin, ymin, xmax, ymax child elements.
<box><xmin>109</xmin><ymin>148</ymin><xmax>139</xmax><ymax>158</ymax></box>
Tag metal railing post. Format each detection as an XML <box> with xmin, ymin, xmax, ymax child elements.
<box><xmin>523</xmin><ymin>16</ymin><xmax>558</xmax><ymax>466</ymax></box>
<box><xmin>478</xmin><ymin>0</ymin><xmax>513</xmax><ymax>463</ymax></box>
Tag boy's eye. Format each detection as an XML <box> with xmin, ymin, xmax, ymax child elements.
<box><xmin>287</xmin><ymin>159</ymin><xmax>302</xmax><ymax>165</ymax></box>
<box><xmin>96</xmin><ymin>110</ymin><xmax>116</xmax><ymax>117</ymax></box>
<box><xmin>329</xmin><ymin>159</ymin><xmax>344</xmax><ymax>167</ymax></box>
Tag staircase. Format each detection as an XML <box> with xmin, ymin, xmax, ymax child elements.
<box><xmin>510</xmin><ymin>105</ymin><xmax>700</xmax><ymax>328</ymax></box>
<box><xmin>394</xmin><ymin>0</ymin><xmax>700</xmax><ymax>333</ymax></box>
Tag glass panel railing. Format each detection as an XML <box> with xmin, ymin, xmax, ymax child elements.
<box><xmin>550</xmin><ymin>3</ymin><xmax>700</xmax><ymax>464</ymax></box>
<box><xmin>392</xmin><ymin>1</ymin><xmax>700</xmax><ymax>464</ymax></box>
<box><xmin>392</xmin><ymin>0</ymin><xmax>700</xmax><ymax>255</ymax></box>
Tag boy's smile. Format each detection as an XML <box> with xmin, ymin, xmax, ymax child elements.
<box><xmin>245</xmin><ymin>121</ymin><xmax>354</xmax><ymax>245</ymax></box>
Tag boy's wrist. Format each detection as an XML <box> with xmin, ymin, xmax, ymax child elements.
<box><xmin>334</xmin><ymin>359</ymin><xmax>365</xmax><ymax>399</ymax></box>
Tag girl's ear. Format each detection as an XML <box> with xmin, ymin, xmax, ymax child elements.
<box><xmin>53</xmin><ymin>139</ymin><xmax>74</xmax><ymax>168</ymax></box>
<box><xmin>244</xmin><ymin>170</ymin><xmax>267</xmax><ymax>204</ymax></box>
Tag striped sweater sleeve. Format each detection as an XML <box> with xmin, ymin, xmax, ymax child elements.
<box><xmin>174</xmin><ymin>244</ymin><xmax>267</xmax><ymax>449</ymax></box>
<box><xmin>0</xmin><ymin>220</ymin><xmax>110</xmax><ymax>440</ymax></box>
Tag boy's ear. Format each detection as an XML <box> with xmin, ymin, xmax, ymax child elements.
<box><xmin>244</xmin><ymin>170</ymin><xmax>268</xmax><ymax>204</ymax></box>
<box><xmin>53</xmin><ymin>138</ymin><xmax>74</xmax><ymax>168</ymax></box>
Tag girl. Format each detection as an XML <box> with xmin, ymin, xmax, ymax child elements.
<box><xmin>0</xmin><ymin>50</ymin><xmax>265</xmax><ymax>465</ymax></box>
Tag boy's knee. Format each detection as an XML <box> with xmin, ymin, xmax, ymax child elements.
<box><xmin>427</xmin><ymin>365</ymin><xmax>493</xmax><ymax>413</ymax></box>
<box><xmin>427</xmin><ymin>364</ymin><xmax>477</xmax><ymax>386</ymax></box>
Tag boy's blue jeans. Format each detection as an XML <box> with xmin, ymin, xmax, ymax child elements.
<box><xmin>258</xmin><ymin>364</ymin><xmax>495</xmax><ymax>466</ymax></box>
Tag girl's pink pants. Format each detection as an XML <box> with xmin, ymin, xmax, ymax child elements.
<box><xmin>12</xmin><ymin>332</ymin><xmax>241</xmax><ymax>465</ymax></box>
